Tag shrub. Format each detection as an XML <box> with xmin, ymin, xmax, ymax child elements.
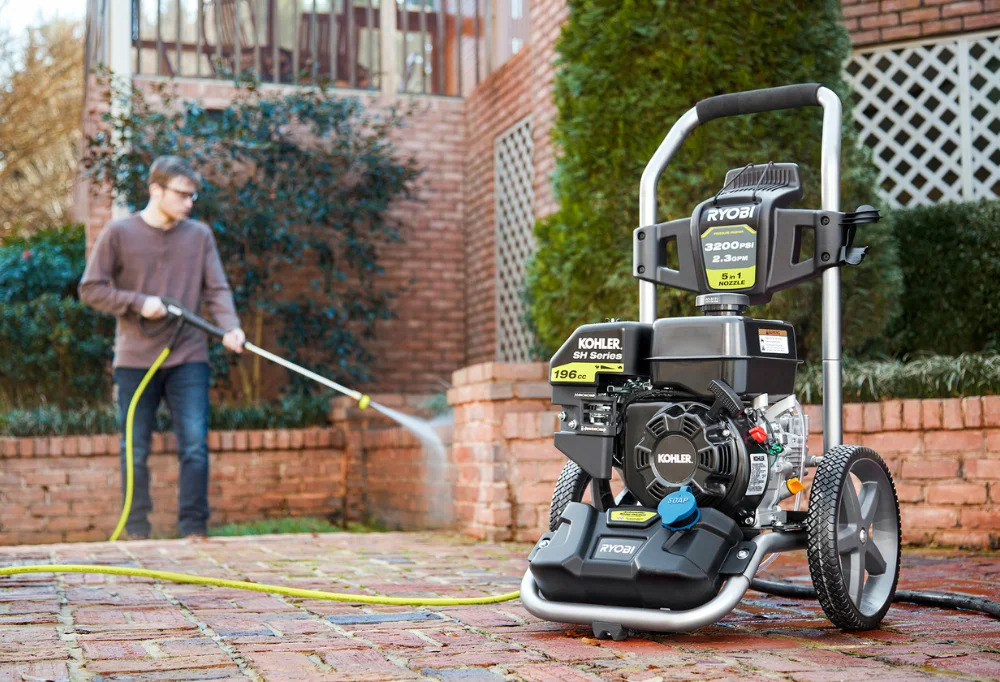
<box><xmin>0</xmin><ymin>224</ymin><xmax>115</xmax><ymax>409</ymax></box>
<box><xmin>795</xmin><ymin>353</ymin><xmax>1000</xmax><ymax>403</ymax></box>
<box><xmin>0</xmin><ymin>224</ymin><xmax>87</xmax><ymax>303</ymax></box>
<box><xmin>526</xmin><ymin>0</ymin><xmax>901</xmax><ymax>361</ymax></box>
<box><xmin>0</xmin><ymin>294</ymin><xmax>114</xmax><ymax>409</ymax></box>
<box><xmin>0</xmin><ymin>393</ymin><xmax>334</xmax><ymax>437</ymax></box>
<box><xmin>887</xmin><ymin>199</ymin><xmax>1000</xmax><ymax>355</ymax></box>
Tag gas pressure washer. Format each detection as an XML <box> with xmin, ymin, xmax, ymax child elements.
<box><xmin>519</xmin><ymin>83</ymin><xmax>998</xmax><ymax>639</ymax></box>
<box><xmin>1</xmin><ymin>84</ymin><xmax>998</xmax><ymax>629</ymax></box>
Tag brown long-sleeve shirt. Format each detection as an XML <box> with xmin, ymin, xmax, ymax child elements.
<box><xmin>79</xmin><ymin>214</ymin><xmax>241</xmax><ymax>369</ymax></box>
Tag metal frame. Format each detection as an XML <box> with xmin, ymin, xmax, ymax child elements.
<box><xmin>520</xmin><ymin>530</ymin><xmax>807</xmax><ymax>633</ymax></box>
<box><xmin>637</xmin><ymin>87</ymin><xmax>844</xmax><ymax>452</ymax></box>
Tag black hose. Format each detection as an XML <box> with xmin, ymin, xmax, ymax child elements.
<box><xmin>750</xmin><ymin>578</ymin><xmax>1000</xmax><ymax>619</ymax></box>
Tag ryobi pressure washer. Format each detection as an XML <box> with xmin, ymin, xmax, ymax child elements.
<box><xmin>520</xmin><ymin>83</ymin><xmax>901</xmax><ymax>640</ymax></box>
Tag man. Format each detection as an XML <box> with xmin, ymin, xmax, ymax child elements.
<box><xmin>80</xmin><ymin>156</ymin><xmax>245</xmax><ymax>539</ymax></box>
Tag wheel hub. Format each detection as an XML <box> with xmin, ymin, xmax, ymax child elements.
<box><xmin>859</xmin><ymin>528</ymin><xmax>868</xmax><ymax>544</ymax></box>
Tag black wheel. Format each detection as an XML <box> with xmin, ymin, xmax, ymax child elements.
<box><xmin>806</xmin><ymin>445</ymin><xmax>901</xmax><ymax>631</ymax></box>
<box><xmin>549</xmin><ymin>461</ymin><xmax>590</xmax><ymax>531</ymax></box>
<box><xmin>549</xmin><ymin>462</ymin><xmax>638</xmax><ymax>531</ymax></box>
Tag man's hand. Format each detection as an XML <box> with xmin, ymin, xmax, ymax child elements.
<box><xmin>223</xmin><ymin>328</ymin><xmax>246</xmax><ymax>354</ymax></box>
<box><xmin>140</xmin><ymin>296</ymin><xmax>168</xmax><ymax>319</ymax></box>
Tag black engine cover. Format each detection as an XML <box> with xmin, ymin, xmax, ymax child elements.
<box><xmin>529</xmin><ymin>502</ymin><xmax>743</xmax><ymax>610</ymax></box>
<box><xmin>623</xmin><ymin>401</ymin><xmax>764</xmax><ymax>517</ymax></box>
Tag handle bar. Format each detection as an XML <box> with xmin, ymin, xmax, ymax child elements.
<box><xmin>695</xmin><ymin>84</ymin><xmax>823</xmax><ymax>124</ymax></box>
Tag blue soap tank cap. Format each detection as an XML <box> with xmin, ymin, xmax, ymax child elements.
<box><xmin>657</xmin><ymin>485</ymin><xmax>701</xmax><ymax>531</ymax></box>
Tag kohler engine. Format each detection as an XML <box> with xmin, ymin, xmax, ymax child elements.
<box><xmin>548</xmin><ymin>308</ymin><xmax>810</xmax><ymax>533</ymax></box>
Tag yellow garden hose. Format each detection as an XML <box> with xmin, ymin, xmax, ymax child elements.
<box><xmin>0</xmin><ymin>337</ymin><xmax>520</xmax><ymax>607</ymax></box>
<box><xmin>0</xmin><ymin>564</ymin><xmax>520</xmax><ymax>605</ymax></box>
<box><xmin>109</xmin><ymin>346</ymin><xmax>172</xmax><ymax>542</ymax></box>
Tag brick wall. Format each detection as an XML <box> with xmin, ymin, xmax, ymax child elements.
<box><xmin>83</xmin><ymin>79</ymin><xmax>466</xmax><ymax>396</ymax></box>
<box><xmin>81</xmin><ymin>75</ymin><xmax>114</xmax><ymax>250</ymax></box>
<box><xmin>0</xmin><ymin>400</ymin><xmax>455</xmax><ymax>545</ymax></box>
<box><xmin>462</xmin><ymin>49</ymin><xmax>534</xmax><ymax>365</ymax></box>
<box><xmin>807</xmin><ymin>397</ymin><xmax>1000</xmax><ymax>548</ymax></box>
<box><xmin>448</xmin><ymin>362</ymin><xmax>1000</xmax><ymax>549</ymax></box>
<box><xmin>528</xmin><ymin>0</ymin><xmax>569</xmax><ymax>221</ymax></box>
<box><xmin>0</xmin><ymin>427</ymin><xmax>346</xmax><ymax>545</ymax></box>
<box><xmin>843</xmin><ymin>0</ymin><xmax>1000</xmax><ymax>45</ymax></box>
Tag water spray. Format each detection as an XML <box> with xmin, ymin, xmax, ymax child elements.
<box><xmin>240</xmin><ymin>340</ymin><xmax>446</xmax><ymax>459</ymax></box>
<box><xmin>161</xmin><ymin>298</ymin><xmax>445</xmax><ymax>457</ymax></box>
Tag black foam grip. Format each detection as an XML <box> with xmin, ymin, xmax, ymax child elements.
<box><xmin>695</xmin><ymin>84</ymin><xmax>823</xmax><ymax>124</ymax></box>
<box><xmin>161</xmin><ymin>297</ymin><xmax>228</xmax><ymax>339</ymax></box>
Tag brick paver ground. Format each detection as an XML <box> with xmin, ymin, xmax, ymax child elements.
<box><xmin>0</xmin><ymin>533</ymin><xmax>997</xmax><ymax>681</ymax></box>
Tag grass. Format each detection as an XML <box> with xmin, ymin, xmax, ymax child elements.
<box><xmin>207</xmin><ymin>516</ymin><xmax>389</xmax><ymax>537</ymax></box>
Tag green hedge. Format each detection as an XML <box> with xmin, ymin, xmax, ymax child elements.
<box><xmin>0</xmin><ymin>224</ymin><xmax>86</xmax><ymax>304</ymax></box>
<box><xmin>0</xmin><ymin>393</ymin><xmax>333</xmax><ymax>437</ymax></box>
<box><xmin>0</xmin><ymin>224</ymin><xmax>115</xmax><ymax>409</ymax></box>
<box><xmin>0</xmin><ymin>294</ymin><xmax>114</xmax><ymax>409</ymax></box>
<box><xmin>796</xmin><ymin>353</ymin><xmax>1000</xmax><ymax>404</ymax></box>
<box><xmin>526</xmin><ymin>0</ymin><xmax>901</xmax><ymax>362</ymax></box>
<box><xmin>888</xmin><ymin>199</ymin><xmax>1000</xmax><ymax>355</ymax></box>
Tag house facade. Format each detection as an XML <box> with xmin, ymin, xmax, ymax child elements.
<box><xmin>79</xmin><ymin>0</ymin><xmax>1000</xmax><ymax>396</ymax></box>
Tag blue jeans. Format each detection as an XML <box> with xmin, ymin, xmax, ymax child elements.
<box><xmin>114</xmin><ymin>362</ymin><xmax>210</xmax><ymax>537</ymax></box>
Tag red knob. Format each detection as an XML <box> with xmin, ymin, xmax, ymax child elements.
<box><xmin>749</xmin><ymin>425</ymin><xmax>767</xmax><ymax>443</ymax></box>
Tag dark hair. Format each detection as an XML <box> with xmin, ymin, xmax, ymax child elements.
<box><xmin>148</xmin><ymin>155</ymin><xmax>202</xmax><ymax>190</ymax></box>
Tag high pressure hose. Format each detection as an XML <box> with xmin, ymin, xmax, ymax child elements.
<box><xmin>751</xmin><ymin>578</ymin><xmax>1000</xmax><ymax>619</ymax></box>
<box><xmin>2</xmin><ymin>304</ymin><xmax>997</xmax><ymax>617</ymax></box>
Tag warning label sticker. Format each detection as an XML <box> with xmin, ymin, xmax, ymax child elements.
<box><xmin>609</xmin><ymin>510</ymin><xmax>659</xmax><ymax>523</ymax></box>
<box><xmin>701</xmin><ymin>224</ymin><xmax>757</xmax><ymax>290</ymax></box>
<box><xmin>747</xmin><ymin>452</ymin><xmax>769</xmax><ymax>496</ymax></box>
<box><xmin>758</xmin><ymin>329</ymin><xmax>790</xmax><ymax>354</ymax></box>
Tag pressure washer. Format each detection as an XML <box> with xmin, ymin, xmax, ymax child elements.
<box><xmin>1</xmin><ymin>84</ymin><xmax>998</xmax><ymax>630</ymax></box>
<box><xmin>519</xmin><ymin>83</ymin><xmax>997</xmax><ymax>639</ymax></box>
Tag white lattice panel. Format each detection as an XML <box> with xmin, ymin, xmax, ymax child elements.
<box><xmin>846</xmin><ymin>32</ymin><xmax>1000</xmax><ymax>207</ymax></box>
<box><xmin>494</xmin><ymin>117</ymin><xmax>536</xmax><ymax>362</ymax></box>
<box><xmin>966</xmin><ymin>35</ymin><xmax>1000</xmax><ymax>200</ymax></box>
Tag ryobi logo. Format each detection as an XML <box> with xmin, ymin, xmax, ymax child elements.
<box><xmin>705</xmin><ymin>205</ymin><xmax>756</xmax><ymax>222</ymax></box>
<box><xmin>593</xmin><ymin>537</ymin><xmax>644</xmax><ymax>560</ymax></box>
<box><xmin>598</xmin><ymin>543</ymin><xmax>637</xmax><ymax>555</ymax></box>
<box><xmin>658</xmin><ymin>453</ymin><xmax>694</xmax><ymax>464</ymax></box>
<box><xmin>578</xmin><ymin>337</ymin><xmax>621</xmax><ymax>350</ymax></box>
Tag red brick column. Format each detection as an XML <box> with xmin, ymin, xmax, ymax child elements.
<box><xmin>447</xmin><ymin>362</ymin><xmax>551</xmax><ymax>540</ymax></box>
